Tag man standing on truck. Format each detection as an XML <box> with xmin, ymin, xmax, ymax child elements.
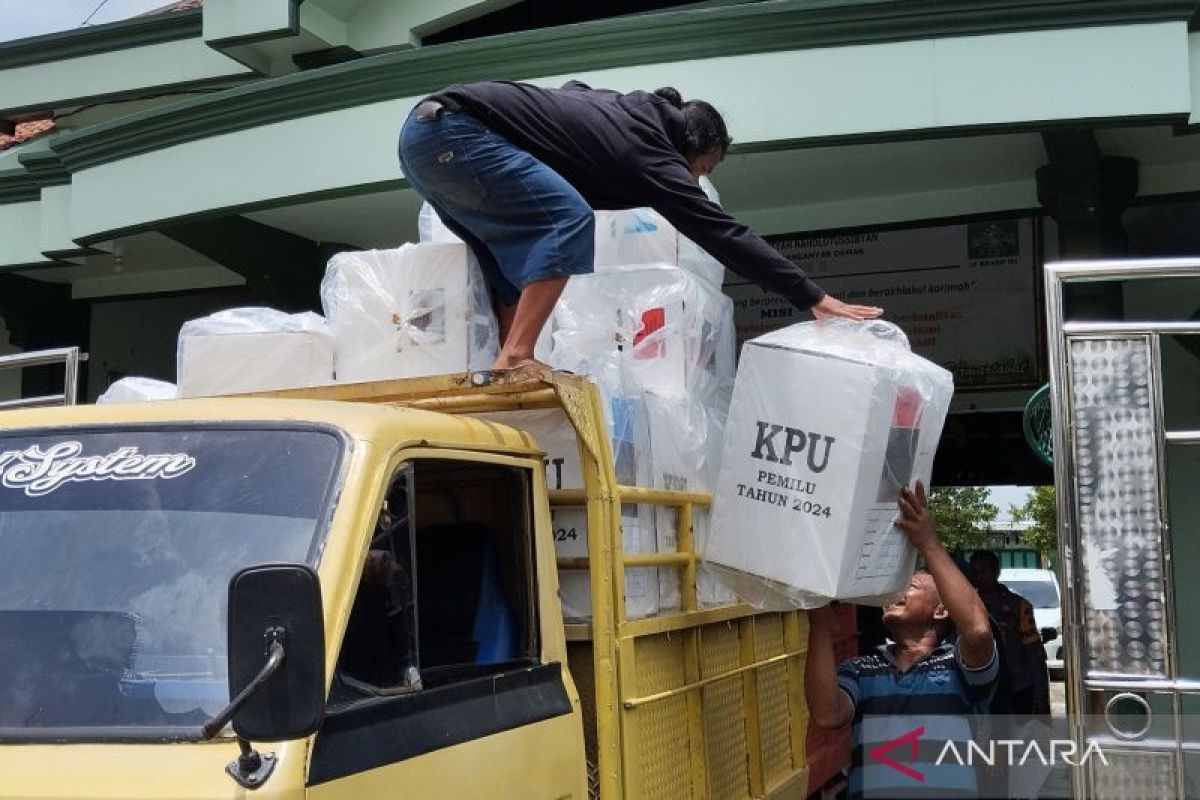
<box><xmin>398</xmin><ymin>81</ymin><xmax>883</xmax><ymax>370</ymax></box>
<box><xmin>805</xmin><ymin>482</ymin><xmax>999</xmax><ymax>799</ymax></box>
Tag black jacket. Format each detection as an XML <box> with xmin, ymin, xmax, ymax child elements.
<box><xmin>434</xmin><ymin>80</ymin><xmax>825</xmax><ymax>309</ymax></box>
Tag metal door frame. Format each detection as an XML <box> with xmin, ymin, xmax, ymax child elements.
<box><xmin>1045</xmin><ymin>258</ymin><xmax>1200</xmax><ymax>798</ymax></box>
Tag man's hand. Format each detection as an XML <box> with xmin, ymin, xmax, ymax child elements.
<box><xmin>897</xmin><ymin>481</ymin><xmax>995</xmax><ymax>668</ymax></box>
<box><xmin>811</xmin><ymin>294</ymin><xmax>884</xmax><ymax>321</ymax></box>
<box><xmin>808</xmin><ymin>602</ymin><xmax>843</xmax><ymax>632</ymax></box>
<box><xmin>897</xmin><ymin>481</ymin><xmax>938</xmax><ymax>553</ymax></box>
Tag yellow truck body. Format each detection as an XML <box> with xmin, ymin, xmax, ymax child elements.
<box><xmin>0</xmin><ymin>367</ymin><xmax>811</xmax><ymax>799</ymax></box>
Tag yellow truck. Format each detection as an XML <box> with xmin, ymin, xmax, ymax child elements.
<box><xmin>0</xmin><ymin>364</ymin><xmax>815</xmax><ymax>799</ymax></box>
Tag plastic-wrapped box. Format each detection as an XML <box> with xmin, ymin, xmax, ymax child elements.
<box><xmin>475</xmin><ymin>404</ymin><xmax>658</xmax><ymax>621</ymax></box>
<box><xmin>418</xmin><ymin>202</ymin><xmax>464</xmax><ymax>244</ymax></box>
<box><xmin>644</xmin><ymin>391</ymin><xmax>733</xmax><ymax>611</ymax></box>
<box><xmin>541</xmin><ymin>264</ymin><xmax>735</xmax><ymax>402</ymax></box>
<box><xmin>706</xmin><ymin>320</ymin><xmax>954</xmax><ymax>610</ymax></box>
<box><xmin>593</xmin><ymin>209</ymin><xmax>726</xmax><ymax>288</ymax></box>
<box><xmin>592</xmin><ymin>177</ymin><xmax>725</xmax><ymax>287</ymax></box>
<box><xmin>540</xmin><ymin>264</ymin><xmax>737</xmax><ymax>611</ymax></box>
<box><xmin>96</xmin><ymin>377</ymin><xmax>177</xmax><ymax>404</ymax></box>
<box><xmin>321</xmin><ymin>244</ymin><xmax>499</xmax><ymax>382</ymax></box>
<box><xmin>176</xmin><ymin>308</ymin><xmax>334</xmax><ymax>398</ymax></box>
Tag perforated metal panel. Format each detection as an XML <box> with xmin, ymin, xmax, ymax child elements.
<box><xmin>633</xmin><ymin>633</ymin><xmax>692</xmax><ymax>800</ymax></box>
<box><xmin>1068</xmin><ymin>338</ymin><xmax>1168</xmax><ymax>677</ymax></box>
<box><xmin>701</xmin><ymin>623</ymin><xmax>750</xmax><ymax>800</ymax></box>
<box><xmin>1089</xmin><ymin>751</ymin><xmax>1178</xmax><ymax>800</ymax></box>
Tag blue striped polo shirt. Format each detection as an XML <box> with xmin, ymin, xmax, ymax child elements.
<box><xmin>837</xmin><ymin>639</ymin><xmax>999</xmax><ymax>799</ymax></box>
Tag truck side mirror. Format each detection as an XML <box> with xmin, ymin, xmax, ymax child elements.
<box><xmin>222</xmin><ymin>564</ymin><xmax>325</xmax><ymax>742</ymax></box>
<box><xmin>1040</xmin><ymin>626</ymin><xmax>1058</xmax><ymax>644</ymax></box>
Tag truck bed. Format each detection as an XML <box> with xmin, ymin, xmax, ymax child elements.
<box><xmin>250</xmin><ymin>366</ymin><xmax>821</xmax><ymax>799</ymax></box>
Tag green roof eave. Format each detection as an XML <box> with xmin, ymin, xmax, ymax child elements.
<box><xmin>0</xmin><ymin>133</ymin><xmax>70</xmax><ymax>204</ymax></box>
<box><xmin>0</xmin><ymin>9</ymin><xmax>203</xmax><ymax>71</ymax></box>
<box><xmin>18</xmin><ymin>148</ymin><xmax>71</xmax><ymax>187</ymax></box>
<box><xmin>48</xmin><ymin>0</ymin><xmax>1200</xmax><ymax>173</ymax></box>
<box><xmin>0</xmin><ymin>167</ymin><xmax>42</xmax><ymax>204</ymax></box>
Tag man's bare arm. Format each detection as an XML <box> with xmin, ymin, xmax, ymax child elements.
<box><xmin>897</xmin><ymin>482</ymin><xmax>994</xmax><ymax>668</ymax></box>
<box><xmin>805</xmin><ymin>604</ymin><xmax>854</xmax><ymax>729</ymax></box>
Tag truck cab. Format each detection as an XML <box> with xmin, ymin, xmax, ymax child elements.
<box><xmin>0</xmin><ymin>394</ymin><xmax>585</xmax><ymax>799</ymax></box>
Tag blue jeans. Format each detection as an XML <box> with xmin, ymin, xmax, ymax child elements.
<box><xmin>398</xmin><ymin>106</ymin><xmax>595</xmax><ymax>307</ymax></box>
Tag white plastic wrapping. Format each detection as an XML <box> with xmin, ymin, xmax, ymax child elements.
<box><xmin>474</xmin><ymin>404</ymin><xmax>659</xmax><ymax>621</ymax></box>
<box><xmin>592</xmin><ymin>180</ymin><xmax>723</xmax><ymax>287</ymax></box>
<box><xmin>706</xmin><ymin>319</ymin><xmax>954</xmax><ymax>610</ymax></box>
<box><xmin>417</xmin><ymin>202</ymin><xmax>464</xmax><ymax>244</ymax></box>
<box><xmin>96</xmin><ymin>377</ymin><xmax>177</xmax><ymax>404</ymax></box>
<box><xmin>540</xmin><ymin>264</ymin><xmax>735</xmax><ymax>403</ymax></box>
<box><xmin>540</xmin><ymin>263</ymin><xmax>738</xmax><ymax>612</ymax></box>
<box><xmin>593</xmin><ymin>209</ymin><xmax>726</xmax><ymax>288</ymax></box>
<box><xmin>644</xmin><ymin>391</ymin><xmax>727</xmax><ymax>610</ymax></box>
<box><xmin>176</xmin><ymin>308</ymin><xmax>334</xmax><ymax>398</ymax></box>
<box><xmin>321</xmin><ymin>243</ymin><xmax>499</xmax><ymax>382</ymax></box>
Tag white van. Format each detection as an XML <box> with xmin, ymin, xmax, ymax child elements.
<box><xmin>1000</xmin><ymin>567</ymin><xmax>1063</xmax><ymax>678</ymax></box>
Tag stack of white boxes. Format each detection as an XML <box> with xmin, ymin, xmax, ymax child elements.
<box><xmin>416</xmin><ymin>184</ymin><xmax>735</xmax><ymax>615</ymax></box>
<box><xmin>321</xmin><ymin>244</ymin><xmax>499</xmax><ymax>381</ymax></box>
<box><xmin>539</xmin><ymin>263</ymin><xmax>738</xmax><ymax>619</ymax></box>
<box><xmin>176</xmin><ymin>308</ymin><xmax>335</xmax><ymax>397</ymax></box>
<box><xmin>173</xmin><ymin>239</ymin><xmax>501</xmax><ymax>398</ymax></box>
<box><xmin>418</xmin><ymin>175</ymin><xmax>726</xmax><ymax>289</ymax></box>
<box><xmin>707</xmin><ymin>320</ymin><xmax>954</xmax><ymax>609</ymax></box>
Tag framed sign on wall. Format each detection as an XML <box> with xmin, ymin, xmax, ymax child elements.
<box><xmin>725</xmin><ymin>216</ymin><xmax>1043</xmax><ymax>389</ymax></box>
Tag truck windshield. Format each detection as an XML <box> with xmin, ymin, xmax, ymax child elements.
<box><xmin>0</xmin><ymin>426</ymin><xmax>344</xmax><ymax>740</ymax></box>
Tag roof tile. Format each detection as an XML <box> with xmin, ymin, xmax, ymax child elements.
<box><xmin>0</xmin><ymin>118</ymin><xmax>56</xmax><ymax>151</ymax></box>
<box><xmin>139</xmin><ymin>0</ymin><xmax>204</xmax><ymax>15</ymax></box>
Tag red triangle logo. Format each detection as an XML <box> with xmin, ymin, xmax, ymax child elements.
<box><xmin>868</xmin><ymin>725</ymin><xmax>926</xmax><ymax>783</ymax></box>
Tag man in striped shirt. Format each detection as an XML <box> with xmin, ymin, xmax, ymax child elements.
<box><xmin>805</xmin><ymin>482</ymin><xmax>999</xmax><ymax>799</ymax></box>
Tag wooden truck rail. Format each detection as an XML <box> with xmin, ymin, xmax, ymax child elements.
<box><xmin>252</xmin><ymin>365</ymin><xmax>814</xmax><ymax>799</ymax></box>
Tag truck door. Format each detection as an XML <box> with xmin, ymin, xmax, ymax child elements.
<box><xmin>1046</xmin><ymin>258</ymin><xmax>1200</xmax><ymax>798</ymax></box>
<box><xmin>307</xmin><ymin>450</ymin><xmax>586</xmax><ymax>799</ymax></box>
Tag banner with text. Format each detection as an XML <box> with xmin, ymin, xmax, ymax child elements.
<box><xmin>726</xmin><ymin>218</ymin><xmax>1040</xmax><ymax>388</ymax></box>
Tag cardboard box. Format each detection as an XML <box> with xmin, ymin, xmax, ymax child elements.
<box><xmin>706</xmin><ymin>321</ymin><xmax>953</xmax><ymax>609</ymax></box>
<box><xmin>176</xmin><ymin>308</ymin><xmax>334</xmax><ymax>398</ymax></box>
<box><xmin>321</xmin><ymin>243</ymin><xmax>498</xmax><ymax>382</ymax></box>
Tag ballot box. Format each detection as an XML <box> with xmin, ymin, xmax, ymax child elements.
<box><xmin>321</xmin><ymin>243</ymin><xmax>498</xmax><ymax>382</ymax></box>
<box><xmin>706</xmin><ymin>320</ymin><xmax>954</xmax><ymax>609</ymax></box>
<box><xmin>593</xmin><ymin>208</ymin><xmax>726</xmax><ymax>288</ymax></box>
<box><xmin>177</xmin><ymin>308</ymin><xmax>334</xmax><ymax>398</ymax></box>
<box><xmin>97</xmin><ymin>377</ymin><xmax>177</xmax><ymax>404</ymax></box>
<box><xmin>417</xmin><ymin>202</ymin><xmax>463</xmax><ymax>244</ymax></box>
<box><xmin>539</xmin><ymin>263</ymin><xmax>735</xmax><ymax>403</ymax></box>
